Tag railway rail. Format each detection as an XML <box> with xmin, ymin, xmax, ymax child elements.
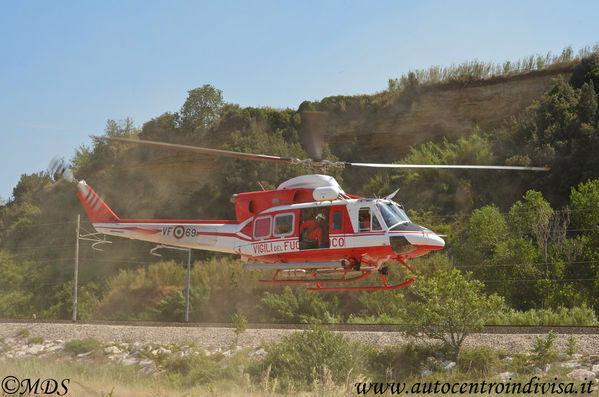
<box><xmin>1</xmin><ymin>319</ymin><xmax>598</xmax><ymax>334</ymax></box>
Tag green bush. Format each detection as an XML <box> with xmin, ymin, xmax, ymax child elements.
<box><xmin>231</xmin><ymin>312</ymin><xmax>247</xmax><ymax>336</ymax></box>
<box><xmin>164</xmin><ymin>352</ymin><xmax>224</xmax><ymax>387</ymax></box>
<box><xmin>488</xmin><ymin>306</ymin><xmax>598</xmax><ymax>326</ymax></box>
<box><xmin>257</xmin><ymin>287</ymin><xmax>341</xmax><ymax>324</ymax></box>
<box><xmin>16</xmin><ymin>329</ymin><xmax>30</xmax><ymax>339</ymax></box>
<box><xmin>565</xmin><ymin>335</ymin><xmax>578</xmax><ymax>357</ymax></box>
<box><xmin>64</xmin><ymin>338</ymin><xmax>103</xmax><ymax>355</ymax></box>
<box><xmin>531</xmin><ymin>331</ymin><xmax>558</xmax><ymax>366</ymax></box>
<box><xmin>458</xmin><ymin>347</ymin><xmax>504</xmax><ymax>375</ymax></box>
<box><xmin>148</xmin><ymin>285</ymin><xmax>210</xmax><ymax>322</ymax></box>
<box><xmin>366</xmin><ymin>343</ymin><xmax>450</xmax><ymax>380</ymax></box>
<box><xmin>28</xmin><ymin>337</ymin><xmax>44</xmax><ymax>344</ymax></box>
<box><xmin>346</xmin><ymin>313</ymin><xmax>401</xmax><ymax>324</ymax></box>
<box><xmin>260</xmin><ymin>325</ymin><xmax>362</xmax><ymax>388</ymax></box>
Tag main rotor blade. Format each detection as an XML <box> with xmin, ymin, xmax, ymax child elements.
<box><xmin>91</xmin><ymin>136</ymin><xmax>302</xmax><ymax>164</ymax></box>
<box><xmin>345</xmin><ymin>162</ymin><xmax>550</xmax><ymax>171</ymax></box>
<box><xmin>91</xmin><ymin>136</ymin><xmax>549</xmax><ymax>172</ymax></box>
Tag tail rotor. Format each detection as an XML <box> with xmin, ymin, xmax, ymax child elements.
<box><xmin>48</xmin><ymin>157</ymin><xmax>76</xmax><ymax>183</ymax></box>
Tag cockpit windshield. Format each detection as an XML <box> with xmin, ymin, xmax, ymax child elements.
<box><xmin>377</xmin><ymin>202</ymin><xmax>411</xmax><ymax>228</ymax></box>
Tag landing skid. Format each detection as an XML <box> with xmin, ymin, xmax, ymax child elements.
<box><xmin>259</xmin><ymin>258</ymin><xmax>415</xmax><ymax>291</ymax></box>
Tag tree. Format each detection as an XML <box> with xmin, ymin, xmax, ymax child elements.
<box><xmin>105</xmin><ymin>117</ymin><xmax>137</xmax><ymax>137</ymax></box>
<box><xmin>257</xmin><ymin>286</ymin><xmax>340</xmax><ymax>323</ymax></box>
<box><xmin>179</xmin><ymin>84</ymin><xmax>224</xmax><ymax>132</ymax></box>
<box><xmin>570</xmin><ymin>53</ymin><xmax>599</xmax><ymax>93</ymax></box>
<box><xmin>401</xmin><ymin>269</ymin><xmax>504</xmax><ymax>360</ymax></box>
<box><xmin>569</xmin><ymin>179</ymin><xmax>599</xmax><ymax>307</ymax></box>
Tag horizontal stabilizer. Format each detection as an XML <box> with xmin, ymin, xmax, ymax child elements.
<box><xmin>243</xmin><ymin>260</ymin><xmax>347</xmax><ymax>270</ymax></box>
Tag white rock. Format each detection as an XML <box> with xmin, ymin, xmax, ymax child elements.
<box><xmin>45</xmin><ymin>344</ymin><xmax>62</xmax><ymax>352</ymax></box>
<box><xmin>151</xmin><ymin>347</ymin><xmax>171</xmax><ymax>356</ymax></box>
<box><xmin>496</xmin><ymin>372</ymin><xmax>516</xmax><ymax>382</ymax></box>
<box><xmin>558</xmin><ymin>361</ymin><xmax>581</xmax><ymax>369</ymax></box>
<box><xmin>544</xmin><ymin>364</ymin><xmax>551</xmax><ymax>373</ymax></box>
<box><xmin>104</xmin><ymin>346</ymin><xmax>122</xmax><ymax>355</ymax></box>
<box><xmin>591</xmin><ymin>364</ymin><xmax>599</xmax><ymax>375</ymax></box>
<box><xmin>221</xmin><ymin>350</ymin><xmax>233</xmax><ymax>358</ymax></box>
<box><xmin>531</xmin><ymin>366</ymin><xmax>543</xmax><ymax>374</ymax></box>
<box><xmin>77</xmin><ymin>351</ymin><xmax>93</xmax><ymax>358</ymax></box>
<box><xmin>442</xmin><ymin>360</ymin><xmax>457</xmax><ymax>370</ymax></box>
<box><xmin>567</xmin><ymin>369</ymin><xmax>596</xmax><ymax>382</ymax></box>
<box><xmin>138</xmin><ymin>359</ymin><xmax>153</xmax><ymax>367</ymax></box>
<box><xmin>12</xmin><ymin>350</ymin><xmax>26</xmax><ymax>358</ymax></box>
<box><xmin>250</xmin><ymin>348</ymin><xmax>267</xmax><ymax>357</ymax></box>
<box><xmin>25</xmin><ymin>345</ymin><xmax>44</xmax><ymax>355</ymax></box>
<box><xmin>421</xmin><ymin>368</ymin><xmax>433</xmax><ymax>377</ymax></box>
<box><xmin>129</xmin><ymin>342</ymin><xmax>143</xmax><ymax>353</ymax></box>
<box><xmin>121</xmin><ymin>356</ymin><xmax>139</xmax><ymax>366</ymax></box>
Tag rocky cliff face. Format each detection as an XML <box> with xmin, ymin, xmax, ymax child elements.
<box><xmin>322</xmin><ymin>67</ymin><xmax>571</xmax><ymax>161</ymax></box>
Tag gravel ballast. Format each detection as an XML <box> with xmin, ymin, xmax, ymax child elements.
<box><xmin>1</xmin><ymin>322</ymin><xmax>598</xmax><ymax>354</ymax></box>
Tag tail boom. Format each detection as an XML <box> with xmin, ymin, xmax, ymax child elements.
<box><xmin>76</xmin><ymin>181</ymin><xmax>245</xmax><ymax>253</ymax></box>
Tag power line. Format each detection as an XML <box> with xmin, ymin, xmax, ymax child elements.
<box><xmin>483</xmin><ymin>278</ymin><xmax>596</xmax><ymax>284</ymax></box>
<box><xmin>454</xmin><ymin>260</ymin><xmax>599</xmax><ymax>269</ymax></box>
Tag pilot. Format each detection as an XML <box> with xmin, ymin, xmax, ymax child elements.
<box><xmin>300</xmin><ymin>213</ymin><xmax>326</xmax><ymax>248</ymax></box>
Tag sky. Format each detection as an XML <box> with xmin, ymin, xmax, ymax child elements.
<box><xmin>1</xmin><ymin>0</ymin><xmax>598</xmax><ymax>201</ymax></box>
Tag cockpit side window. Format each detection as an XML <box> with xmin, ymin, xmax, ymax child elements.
<box><xmin>372</xmin><ymin>214</ymin><xmax>382</xmax><ymax>230</ymax></box>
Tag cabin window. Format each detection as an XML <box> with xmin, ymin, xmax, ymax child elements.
<box><xmin>274</xmin><ymin>213</ymin><xmax>294</xmax><ymax>237</ymax></box>
<box><xmin>358</xmin><ymin>208</ymin><xmax>371</xmax><ymax>232</ymax></box>
<box><xmin>332</xmin><ymin>210</ymin><xmax>343</xmax><ymax>231</ymax></box>
<box><xmin>254</xmin><ymin>216</ymin><xmax>272</xmax><ymax>239</ymax></box>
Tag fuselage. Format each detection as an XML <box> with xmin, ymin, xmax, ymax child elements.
<box><xmin>79</xmin><ymin>174</ymin><xmax>445</xmax><ymax>267</ymax></box>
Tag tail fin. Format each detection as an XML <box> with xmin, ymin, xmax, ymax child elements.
<box><xmin>76</xmin><ymin>181</ymin><xmax>120</xmax><ymax>223</ymax></box>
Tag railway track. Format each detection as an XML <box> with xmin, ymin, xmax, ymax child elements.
<box><xmin>1</xmin><ymin>319</ymin><xmax>598</xmax><ymax>334</ymax></box>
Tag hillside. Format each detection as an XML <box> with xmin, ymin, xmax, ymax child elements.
<box><xmin>127</xmin><ymin>67</ymin><xmax>571</xmax><ymax>194</ymax></box>
<box><xmin>1</xmin><ymin>52</ymin><xmax>598</xmax><ymax>323</ymax></box>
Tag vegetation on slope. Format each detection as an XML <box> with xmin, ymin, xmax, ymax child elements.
<box><xmin>1</xmin><ymin>50</ymin><xmax>599</xmax><ymax>324</ymax></box>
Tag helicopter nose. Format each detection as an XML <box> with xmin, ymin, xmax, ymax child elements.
<box><xmin>389</xmin><ymin>223</ymin><xmax>445</xmax><ymax>256</ymax></box>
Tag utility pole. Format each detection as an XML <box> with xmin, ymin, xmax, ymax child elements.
<box><xmin>73</xmin><ymin>214</ymin><xmax>80</xmax><ymax>321</ymax></box>
<box><xmin>72</xmin><ymin>214</ymin><xmax>111</xmax><ymax>322</ymax></box>
<box><xmin>185</xmin><ymin>248</ymin><xmax>191</xmax><ymax>322</ymax></box>
<box><xmin>150</xmin><ymin>244</ymin><xmax>192</xmax><ymax>322</ymax></box>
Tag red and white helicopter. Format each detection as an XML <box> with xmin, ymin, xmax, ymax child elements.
<box><xmin>50</xmin><ymin>119</ymin><xmax>547</xmax><ymax>291</ymax></box>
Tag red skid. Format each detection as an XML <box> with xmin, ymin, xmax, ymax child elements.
<box><xmin>259</xmin><ymin>269</ymin><xmax>372</xmax><ymax>285</ymax></box>
<box><xmin>260</xmin><ymin>261</ymin><xmax>416</xmax><ymax>291</ymax></box>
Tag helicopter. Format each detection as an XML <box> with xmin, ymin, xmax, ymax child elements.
<box><xmin>50</xmin><ymin>113</ymin><xmax>548</xmax><ymax>291</ymax></box>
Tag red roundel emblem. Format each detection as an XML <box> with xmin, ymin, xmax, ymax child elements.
<box><xmin>173</xmin><ymin>225</ymin><xmax>185</xmax><ymax>239</ymax></box>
